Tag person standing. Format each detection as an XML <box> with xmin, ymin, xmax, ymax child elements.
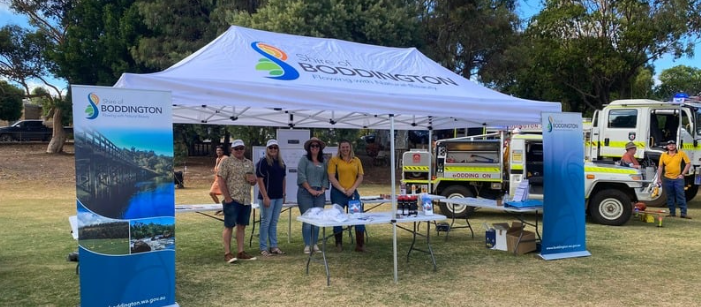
<box><xmin>209</xmin><ymin>145</ymin><xmax>228</xmax><ymax>204</ymax></box>
<box><xmin>657</xmin><ymin>140</ymin><xmax>692</xmax><ymax>219</ymax></box>
<box><xmin>620</xmin><ymin>142</ymin><xmax>641</xmax><ymax>169</ymax></box>
<box><xmin>328</xmin><ymin>140</ymin><xmax>366</xmax><ymax>252</ymax></box>
<box><xmin>256</xmin><ymin>139</ymin><xmax>287</xmax><ymax>257</ymax></box>
<box><xmin>217</xmin><ymin>139</ymin><xmax>258</xmax><ymax>263</ymax></box>
<box><xmin>297</xmin><ymin>137</ymin><xmax>328</xmax><ymax>254</ymax></box>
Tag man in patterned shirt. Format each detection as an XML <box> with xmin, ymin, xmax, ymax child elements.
<box><xmin>217</xmin><ymin>139</ymin><xmax>258</xmax><ymax>263</ymax></box>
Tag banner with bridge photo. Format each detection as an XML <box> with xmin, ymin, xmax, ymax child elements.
<box><xmin>540</xmin><ymin>112</ymin><xmax>591</xmax><ymax>260</ymax></box>
<box><xmin>72</xmin><ymin>85</ymin><xmax>177</xmax><ymax>307</ymax></box>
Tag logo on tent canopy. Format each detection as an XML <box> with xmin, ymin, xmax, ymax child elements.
<box><xmin>251</xmin><ymin>42</ymin><xmax>300</xmax><ymax>80</ymax></box>
<box><xmin>85</xmin><ymin>92</ymin><xmax>100</xmax><ymax>120</ymax></box>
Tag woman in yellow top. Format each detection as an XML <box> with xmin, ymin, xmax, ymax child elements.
<box><xmin>656</xmin><ymin>140</ymin><xmax>691</xmax><ymax>219</ymax></box>
<box><xmin>328</xmin><ymin>140</ymin><xmax>366</xmax><ymax>252</ymax></box>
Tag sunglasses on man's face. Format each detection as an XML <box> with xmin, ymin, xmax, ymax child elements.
<box><xmin>233</xmin><ymin>146</ymin><xmax>245</xmax><ymax>151</ymax></box>
<box><xmin>310</xmin><ymin>144</ymin><xmax>320</xmax><ymax>148</ymax></box>
<box><xmin>268</xmin><ymin>146</ymin><xmax>279</xmax><ymax>150</ymax></box>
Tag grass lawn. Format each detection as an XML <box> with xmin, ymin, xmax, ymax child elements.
<box><xmin>1</xmin><ymin>181</ymin><xmax>700</xmax><ymax>306</ymax></box>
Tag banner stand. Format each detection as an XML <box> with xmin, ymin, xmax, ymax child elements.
<box><xmin>539</xmin><ymin>112</ymin><xmax>591</xmax><ymax>260</ymax></box>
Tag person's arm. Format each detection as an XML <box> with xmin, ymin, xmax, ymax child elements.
<box><xmin>681</xmin><ymin>153</ymin><xmax>692</xmax><ymax>178</ymax></box>
<box><xmin>282</xmin><ymin>164</ymin><xmax>287</xmax><ymax>202</ymax></box>
<box><xmin>328</xmin><ymin>158</ymin><xmax>346</xmax><ymax>194</ymax></box>
<box><xmin>217</xmin><ymin>162</ymin><xmax>233</xmax><ymax>203</ymax></box>
<box><xmin>346</xmin><ymin>158</ymin><xmax>364</xmax><ymax>196</ymax></box>
<box><xmin>657</xmin><ymin>154</ymin><xmax>665</xmax><ymax>184</ymax></box>
<box><xmin>256</xmin><ymin>161</ymin><xmax>271</xmax><ymax>207</ymax></box>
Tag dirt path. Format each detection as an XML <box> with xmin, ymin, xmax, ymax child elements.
<box><xmin>0</xmin><ymin>144</ymin><xmax>395</xmax><ymax>187</ymax></box>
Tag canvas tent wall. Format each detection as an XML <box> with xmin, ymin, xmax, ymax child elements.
<box><xmin>114</xmin><ymin>25</ymin><xmax>561</xmax><ymax>282</ymax></box>
<box><xmin>115</xmin><ymin>26</ymin><xmax>559</xmax><ymax>130</ymax></box>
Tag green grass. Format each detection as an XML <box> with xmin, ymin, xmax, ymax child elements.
<box><xmin>2</xmin><ymin>181</ymin><xmax>701</xmax><ymax>306</ymax></box>
<box><xmin>79</xmin><ymin>238</ymin><xmax>130</xmax><ymax>255</ymax></box>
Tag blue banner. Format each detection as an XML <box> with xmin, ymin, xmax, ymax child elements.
<box><xmin>72</xmin><ymin>86</ymin><xmax>177</xmax><ymax>306</ymax></box>
<box><xmin>540</xmin><ymin>112</ymin><xmax>591</xmax><ymax>260</ymax></box>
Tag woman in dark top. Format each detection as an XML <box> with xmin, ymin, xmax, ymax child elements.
<box><xmin>256</xmin><ymin>139</ymin><xmax>287</xmax><ymax>256</ymax></box>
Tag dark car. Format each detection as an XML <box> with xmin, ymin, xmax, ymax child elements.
<box><xmin>408</xmin><ymin>130</ymin><xmax>429</xmax><ymax>145</ymax></box>
<box><xmin>0</xmin><ymin>120</ymin><xmax>53</xmax><ymax>142</ymax></box>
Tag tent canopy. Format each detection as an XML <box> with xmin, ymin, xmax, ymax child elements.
<box><xmin>115</xmin><ymin>26</ymin><xmax>560</xmax><ymax>130</ymax></box>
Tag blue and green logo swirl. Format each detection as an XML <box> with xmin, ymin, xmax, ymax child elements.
<box><xmin>251</xmin><ymin>42</ymin><xmax>299</xmax><ymax>80</ymax></box>
<box><xmin>85</xmin><ymin>93</ymin><xmax>100</xmax><ymax>120</ymax></box>
<box><xmin>546</xmin><ymin>116</ymin><xmax>554</xmax><ymax>132</ymax></box>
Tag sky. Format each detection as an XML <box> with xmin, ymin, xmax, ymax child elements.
<box><xmin>1</xmin><ymin>1</ymin><xmax>698</xmax><ymax>93</ymax></box>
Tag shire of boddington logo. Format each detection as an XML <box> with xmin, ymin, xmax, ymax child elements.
<box><xmin>251</xmin><ymin>42</ymin><xmax>299</xmax><ymax>80</ymax></box>
<box><xmin>85</xmin><ymin>92</ymin><xmax>100</xmax><ymax>120</ymax></box>
<box><xmin>546</xmin><ymin>115</ymin><xmax>579</xmax><ymax>132</ymax></box>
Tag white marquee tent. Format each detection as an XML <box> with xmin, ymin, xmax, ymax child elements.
<box><xmin>114</xmin><ymin>25</ymin><xmax>561</xmax><ymax>282</ymax></box>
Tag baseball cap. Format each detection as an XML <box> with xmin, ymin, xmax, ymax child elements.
<box><xmin>266</xmin><ymin>139</ymin><xmax>279</xmax><ymax>148</ymax></box>
<box><xmin>667</xmin><ymin>140</ymin><xmax>676</xmax><ymax>145</ymax></box>
<box><xmin>232</xmin><ymin>139</ymin><xmax>245</xmax><ymax>148</ymax></box>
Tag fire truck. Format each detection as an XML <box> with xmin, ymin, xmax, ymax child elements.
<box><xmin>401</xmin><ymin>133</ymin><xmax>660</xmax><ymax>226</ymax></box>
<box><xmin>585</xmin><ymin>96</ymin><xmax>701</xmax><ymax>205</ymax></box>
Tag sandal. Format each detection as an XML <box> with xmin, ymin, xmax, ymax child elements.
<box><xmin>260</xmin><ymin>250</ymin><xmax>272</xmax><ymax>257</ymax></box>
<box><xmin>270</xmin><ymin>247</ymin><xmax>285</xmax><ymax>255</ymax></box>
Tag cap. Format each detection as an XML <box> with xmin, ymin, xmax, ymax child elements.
<box><xmin>667</xmin><ymin>140</ymin><xmax>676</xmax><ymax>145</ymax></box>
<box><xmin>625</xmin><ymin>142</ymin><xmax>636</xmax><ymax>150</ymax></box>
<box><xmin>266</xmin><ymin>139</ymin><xmax>279</xmax><ymax>148</ymax></box>
<box><xmin>232</xmin><ymin>139</ymin><xmax>245</xmax><ymax>148</ymax></box>
<box><xmin>304</xmin><ymin>137</ymin><xmax>326</xmax><ymax>151</ymax></box>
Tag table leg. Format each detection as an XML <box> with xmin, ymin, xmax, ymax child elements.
<box><xmin>399</xmin><ymin>221</ymin><xmax>438</xmax><ymax>272</ymax></box>
<box><xmin>427</xmin><ymin>221</ymin><xmax>436</xmax><ymax>271</ymax></box>
<box><xmin>445</xmin><ymin>203</ymin><xmax>474</xmax><ymax>241</ymax></box>
<box><xmin>287</xmin><ymin>207</ymin><xmax>292</xmax><ymax>243</ymax></box>
<box><xmin>249</xmin><ymin>208</ymin><xmax>257</xmax><ymax>247</ymax></box>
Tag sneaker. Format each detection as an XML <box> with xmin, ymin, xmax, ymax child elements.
<box><xmin>680</xmin><ymin>215</ymin><xmax>692</xmax><ymax>219</ymax></box>
<box><xmin>665</xmin><ymin>214</ymin><xmax>676</xmax><ymax>218</ymax></box>
<box><xmin>224</xmin><ymin>253</ymin><xmax>237</xmax><ymax>264</ymax></box>
<box><xmin>312</xmin><ymin>245</ymin><xmax>320</xmax><ymax>252</ymax></box>
<box><xmin>304</xmin><ymin>246</ymin><xmax>311</xmax><ymax>254</ymax></box>
<box><xmin>237</xmin><ymin>251</ymin><xmax>256</xmax><ymax>261</ymax></box>
<box><xmin>261</xmin><ymin>250</ymin><xmax>272</xmax><ymax>257</ymax></box>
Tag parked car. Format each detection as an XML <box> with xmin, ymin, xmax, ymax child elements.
<box><xmin>408</xmin><ymin>130</ymin><xmax>429</xmax><ymax>145</ymax></box>
<box><xmin>0</xmin><ymin>120</ymin><xmax>54</xmax><ymax>142</ymax></box>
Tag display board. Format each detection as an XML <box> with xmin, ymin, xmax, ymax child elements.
<box><xmin>72</xmin><ymin>85</ymin><xmax>177</xmax><ymax>307</ymax></box>
<box><xmin>253</xmin><ymin>145</ymin><xmax>337</xmax><ymax>204</ymax></box>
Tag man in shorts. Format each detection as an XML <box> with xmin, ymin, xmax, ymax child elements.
<box><xmin>217</xmin><ymin>139</ymin><xmax>258</xmax><ymax>263</ymax></box>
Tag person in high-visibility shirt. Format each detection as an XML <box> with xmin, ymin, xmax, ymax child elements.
<box><xmin>656</xmin><ymin>140</ymin><xmax>692</xmax><ymax>219</ymax></box>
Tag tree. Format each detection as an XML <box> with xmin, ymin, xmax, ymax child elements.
<box><xmin>655</xmin><ymin>65</ymin><xmax>701</xmax><ymax>99</ymax></box>
<box><xmin>225</xmin><ymin>0</ymin><xmax>422</xmax><ymax>47</ymax></box>
<box><xmin>0</xmin><ymin>80</ymin><xmax>25</xmax><ymax>121</ymax></box>
<box><xmin>496</xmin><ymin>0</ymin><xmax>701</xmax><ymax>113</ymax></box>
<box><xmin>419</xmin><ymin>0</ymin><xmax>521</xmax><ymax>80</ymax></box>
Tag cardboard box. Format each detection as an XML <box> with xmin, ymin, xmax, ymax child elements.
<box><xmin>506</xmin><ymin>222</ymin><xmax>536</xmax><ymax>255</ymax></box>
<box><xmin>491</xmin><ymin>223</ymin><xmax>510</xmax><ymax>251</ymax></box>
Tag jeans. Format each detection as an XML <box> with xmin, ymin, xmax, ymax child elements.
<box><xmin>663</xmin><ymin>178</ymin><xmax>687</xmax><ymax>216</ymax></box>
<box><xmin>331</xmin><ymin>188</ymin><xmax>364</xmax><ymax>235</ymax></box>
<box><xmin>297</xmin><ymin>186</ymin><xmax>326</xmax><ymax>246</ymax></box>
<box><xmin>259</xmin><ymin>198</ymin><xmax>283</xmax><ymax>251</ymax></box>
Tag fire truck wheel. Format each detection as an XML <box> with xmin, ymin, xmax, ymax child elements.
<box><xmin>685</xmin><ymin>185</ymin><xmax>698</xmax><ymax>201</ymax></box>
<box><xmin>642</xmin><ymin>189</ymin><xmax>667</xmax><ymax>208</ymax></box>
<box><xmin>589</xmin><ymin>189</ymin><xmax>632</xmax><ymax>226</ymax></box>
<box><xmin>438</xmin><ymin>186</ymin><xmax>475</xmax><ymax>218</ymax></box>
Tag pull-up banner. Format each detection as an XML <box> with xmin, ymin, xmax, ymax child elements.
<box><xmin>72</xmin><ymin>85</ymin><xmax>177</xmax><ymax>306</ymax></box>
<box><xmin>540</xmin><ymin>112</ymin><xmax>591</xmax><ymax>260</ymax></box>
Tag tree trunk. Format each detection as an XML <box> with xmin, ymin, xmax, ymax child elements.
<box><xmin>46</xmin><ymin>107</ymin><xmax>67</xmax><ymax>154</ymax></box>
